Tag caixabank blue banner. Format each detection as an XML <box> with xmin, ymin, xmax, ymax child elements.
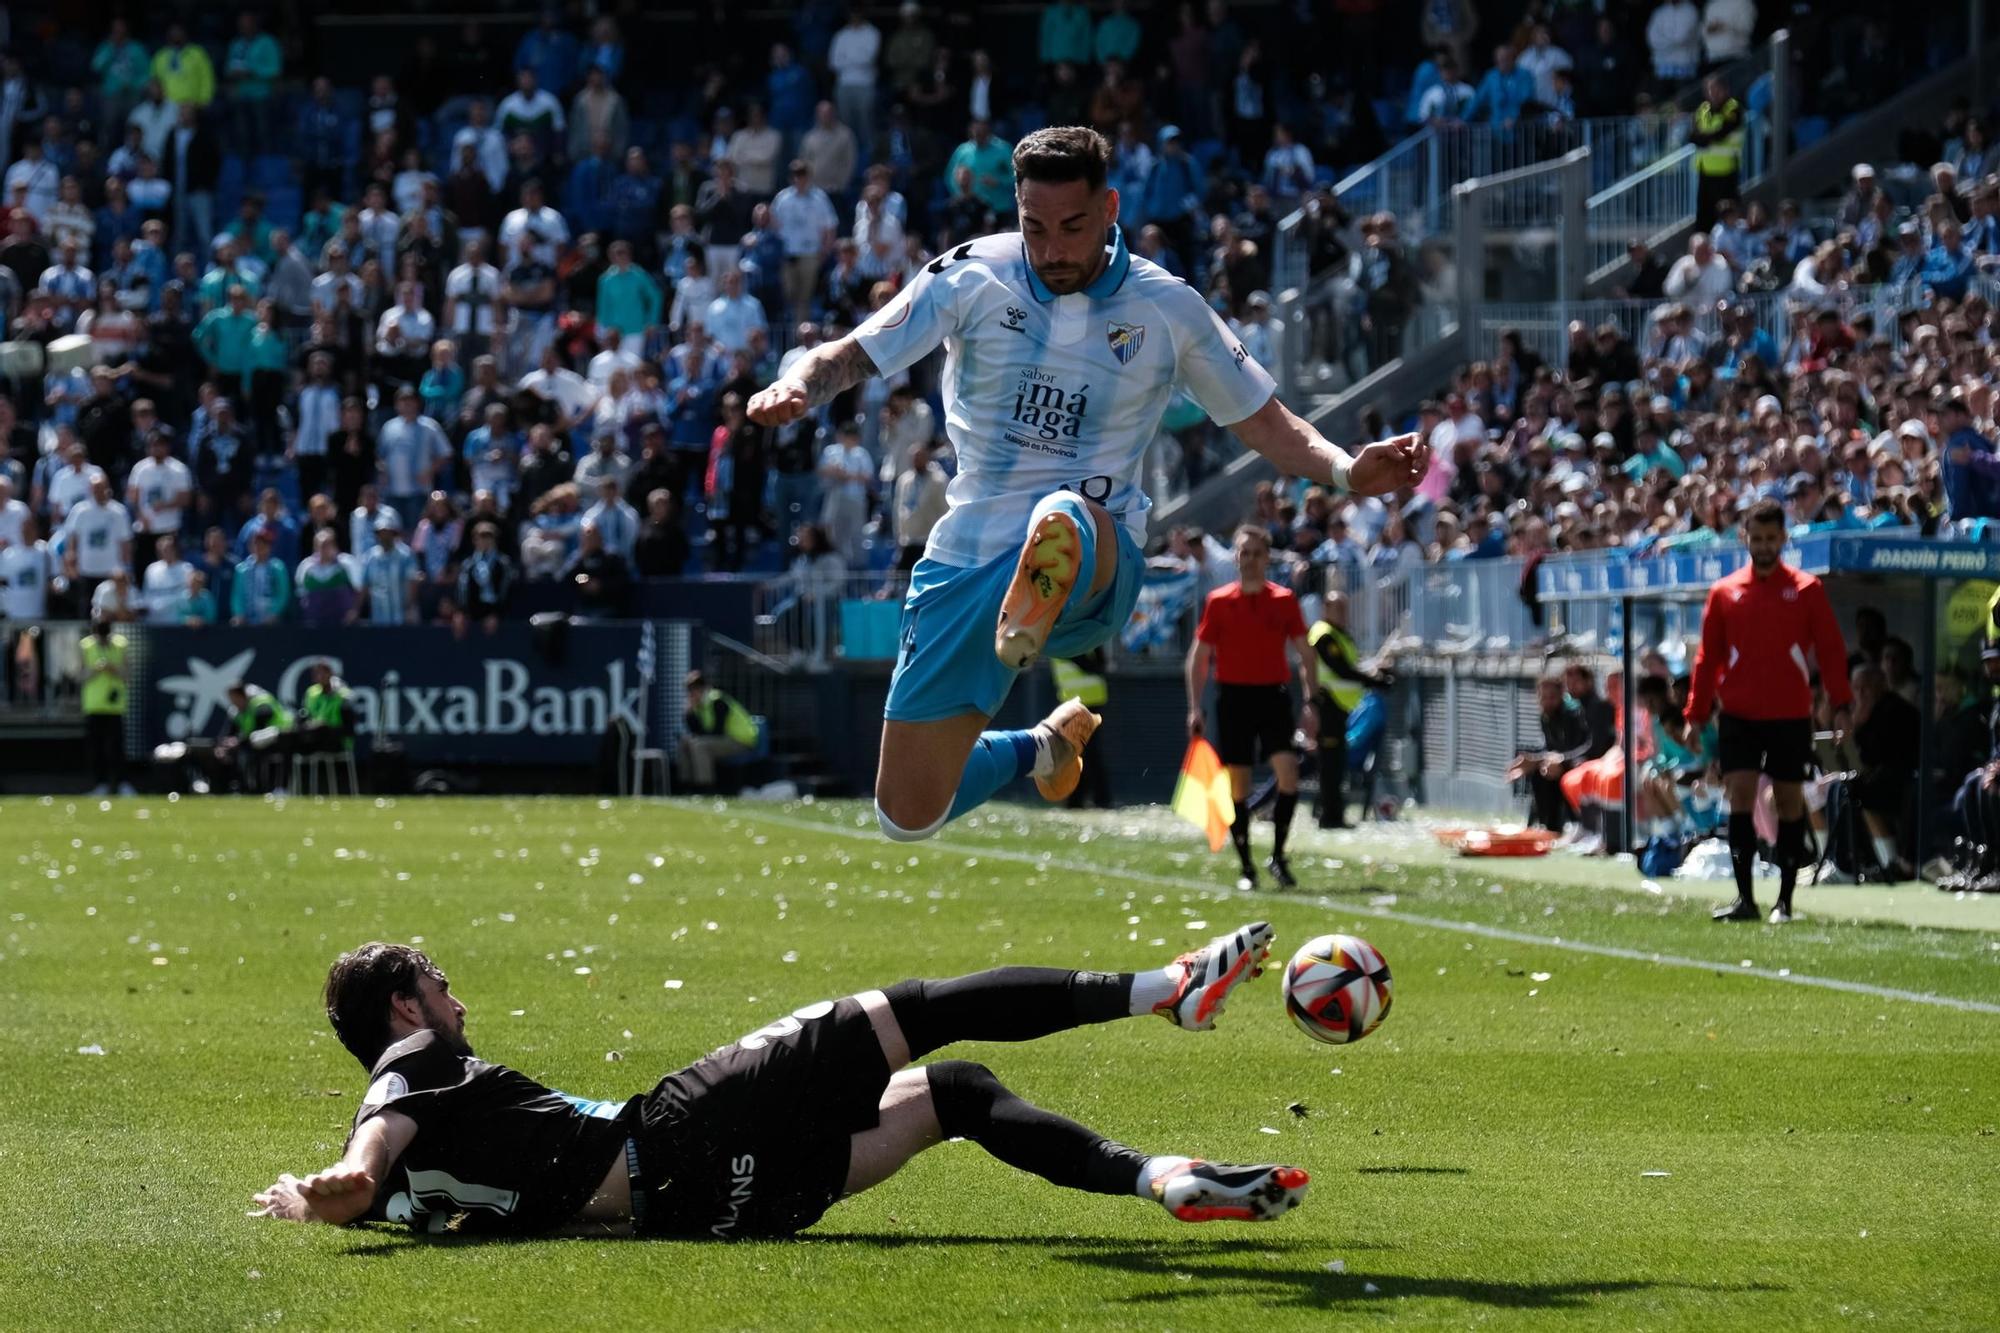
<box><xmin>134</xmin><ymin>622</ymin><xmax>684</xmax><ymax>763</ymax></box>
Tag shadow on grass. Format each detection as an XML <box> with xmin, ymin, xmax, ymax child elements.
<box><xmin>1055</xmin><ymin>1246</ymin><xmax>1787</xmax><ymax>1311</ymax></box>
<box><xmin>1352</xmin><ymin>1165</ymin><xmax>1469</xmax><ymax>1176</ymax></box>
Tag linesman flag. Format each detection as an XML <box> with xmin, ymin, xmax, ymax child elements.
<box><xmin>1172</xmin><ymin>737</ymin><xmax>1235</xmax><ymax>852</ymax></box>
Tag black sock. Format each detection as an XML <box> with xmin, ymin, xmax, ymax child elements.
<box><xmin>1728</xmin><ymin>811</ymin><xmax>1757</xmax><ymax>906</ymax></box>
<box><xmin>884</xmin><ymin>968</ymin><xmax>1131</xmax><ymax>1061</ymax></box>
<box><xmin>1273</xmin><ymin>791</ymin><xmax>1297</xmax><ymax>856</ymax></box>
<box><xmin>1776</xmin><ymin>817</ymin><xmax>1807</xmax><ymax>909</ymax></box>
<box><xmin>927</xmin><ymin>1059</ymin><xmax>1148</xmax><ymax>1194</ymax></box>
<box><xmin>1231</xmin><ymin>800</ymin><xmax>1254</xmax><ymax>870</ymax></box>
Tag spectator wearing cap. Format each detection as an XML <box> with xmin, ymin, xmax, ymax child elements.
<box><xmin>771</xmin><ymin>160</ymin><xmax>839</xmax><ymax>326</ymax></box>
<box><xmin>360</xmin><ymin>506</ymin><xmax>422</xmax><ymax>624</ymax></box>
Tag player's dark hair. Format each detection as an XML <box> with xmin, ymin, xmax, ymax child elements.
<box><xmin>1012</xmin><ymin>126</ymin><xmax>1111</xmax><ymax>192</ymax></box>
<box><xmin>325</xmin><ymin>942</ymin><xmax>445</xmax><ymax>1068</ymax></box>
<box><xmin>1745</xmin><ymin>498</ymin><xmax>1786</xmax><ymax>528</ymax></box>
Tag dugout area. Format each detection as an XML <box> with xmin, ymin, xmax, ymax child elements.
<box><xmin>1540</xmin><ymin>531</ymin><xmax>2000</xmax><ymax>870</ymax></box>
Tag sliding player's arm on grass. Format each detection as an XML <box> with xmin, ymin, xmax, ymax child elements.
<box><xmin>249</xmin><ymin>1108</ymin><xmax>417</xmax><ymax>1226</ymax></box>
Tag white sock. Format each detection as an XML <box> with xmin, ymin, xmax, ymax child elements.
<box><xmin>1028</xmin><ymin>726</ymin><xmax>1057</xmax><ymax>780</ymax></box>
<box><xmin>1128</xmin><ymin>963</ymin><xmax>1183</xmax><ymax>1016</ymax></box>
<box><xmin>1136</xmin><ymin>1154</ymin><xmax>1193</xmax><ymax>1199</ymax></box>
<box><xmin>1872</xmin><ymin>835</ymin><xmax>1898</xmax><ymax>869</ymax></box>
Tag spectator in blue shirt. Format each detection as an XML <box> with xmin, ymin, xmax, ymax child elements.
<box><xmin>1922</xmin><ymin>221</ymin><xmax>1977</xmax><ymax>302</ymax></box>
<box><xmin>234</xmin><ymin>488</ymin><xmax>302</xmax><ymax>567</ymax></box>
<box><xmin>295</xmin><ymin>76</ymin><xmax>351</xmax><ymax>204</ymax></box>
<box><xmin>1467</xmin><ymin>44</ymin><xmax>1536</xmax><ymax>125</ymax></box>
<box><xmin>766</xmin><ymin>43</ymin><xmax>816</xmax><ymax>143</ymax></box>
<box><xmin>1139</xmin><ymin>126</ymin><xmax>1205</xmax><ymax>274</ymax></box>
<box><xmin>1940</xmin><ymin>396</ymin><xmax>2000</xmax><ymax>521</ymax></box>
<box><xmin>515</xmin><ymin>11</ymin><xmax>580</xmax><ymax>99</ymax></box>
<box><xmin>565</xmin><ymin>133</ymin><xmax>617</xmax><ymax>235</ymax></box>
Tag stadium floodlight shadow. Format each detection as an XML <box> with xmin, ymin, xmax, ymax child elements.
<box><xmin>1053</xmin><ymin>1248</ymin><xmax>1786</xmax><ymax>1311</ymax></box>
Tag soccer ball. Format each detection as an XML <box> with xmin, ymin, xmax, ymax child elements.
<box><xmin>1282</xmin><ymin>934</ymin><xmax>1392</xmax><ymax>1044</ymax></box>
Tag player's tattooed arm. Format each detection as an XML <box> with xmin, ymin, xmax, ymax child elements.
<box><xmin>747</xmin><ymin>338</ymin><xmax>880</xmax><ymax>425</ymax></box>
<box><xmin>1229</xmin><ymin>395</ymin><xmax>1429</xmax><ymax>499</ymax></box>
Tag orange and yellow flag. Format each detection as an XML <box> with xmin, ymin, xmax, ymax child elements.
<box><xmin>1172</xmin><ymin>738</ymin><xmax>1235</xmax><ymax>852</ymax></box>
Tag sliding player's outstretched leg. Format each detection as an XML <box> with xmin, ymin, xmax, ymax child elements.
<box><xmin>847</xmin><ymin>924</ymin><xmax>1303</xmax><ymax>1224</ymax></box>
<box><xmin>877</xmin><ymin>921</ymin><xmax>1276</xmax><ymax>1057</ymax></box>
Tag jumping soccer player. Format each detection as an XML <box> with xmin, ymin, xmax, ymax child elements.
<box><xmin>747</xmin><ymin>126</ymin><xmax>1427</xmax><ymax>843</ymax></box>
<box><xmin>1682</xmin><ymin>499</ymin><xmax>1851</xmax><ymax>923</ymax></box>
<box><xmin>251</xmin><ymin>924</ymin><xmax>1306</xmax><ymax>1238</ymax></box>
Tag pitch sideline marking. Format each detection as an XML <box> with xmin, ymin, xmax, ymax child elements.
<box><xmin>726</xmin><ymin>808</ymin><xmax>2000</xmax><ymax>1017</ymax></box>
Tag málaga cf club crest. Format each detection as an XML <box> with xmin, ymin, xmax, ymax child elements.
<box><xmin>1107</xmin><ymin>321</ymin><xmax>1145</xmax><ymax>365</ymax></box>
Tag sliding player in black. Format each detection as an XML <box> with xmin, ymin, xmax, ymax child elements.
<box><xmin>251</xmin><ymin>925</ymin><xmax>1307</xmax><ymax>1238</ymax></box>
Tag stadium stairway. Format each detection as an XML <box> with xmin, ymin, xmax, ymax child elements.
<box><xmin>703</xmin><ymin>632</ymin><xmax>850</xmax><ymax>799</ymax></box>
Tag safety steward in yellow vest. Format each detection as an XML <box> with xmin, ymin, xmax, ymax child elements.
<box><xmin>1307</xmin><ymin>591</ymin><xmax>1395</xmax><ymax>829</ymax></box>
<box><xmin>301</xmin><ymin>659</ymin><xmax>356</xmax><ymax>753</ymax></box>
<box><xmin>680</xmin><ymin>668</ymin><xmax>763</xmax><ymax>792</ymax></box>
<box><xmin>1049</xmin><ymin>647</ymin><xmax>1112</xmax><ymax>809</ymax></box>
<box><xmin>1689</xmin><ymin>74</ymin><xmax>1744</xmax><ymax>229</ymax></box>
<box><xmin>80</xmin><ymin>617</ymin><xmax>132</xmax><ymax>795</ymax></box>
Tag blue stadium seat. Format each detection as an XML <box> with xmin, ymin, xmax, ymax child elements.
<box><xmin>1191</xmin><ymin>137</ymin><xmax>1227</xmax><ymax>170</ymax></box>
<box><xmin>253</xmin><ymin>155</ymin><xmax>294</xmax><ymax>189</ymax></box>
<box><xmin>1792</xmin><ymin>116</ymin><xmax>1830</xmax><ymax>151</ymax></box>
<box><xmin>264</xmin><ymin>186</ymin><xmax>303</xmax><ymax>231</ymax></box>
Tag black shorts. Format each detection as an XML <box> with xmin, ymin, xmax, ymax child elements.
<box><xmin>1215</xmin><ymin>683</ymin><xmax>1297</xmax><ymax>767</ymax></box>
<box><xmin>629</xmin><ymin>995</ymin><xmax>891</xmax><ymax>1239</ymax></box>
<box><xmin>1716</xmin><ymin>713</ymin><xmax>1813</xmax><ymax>783</ymax></box>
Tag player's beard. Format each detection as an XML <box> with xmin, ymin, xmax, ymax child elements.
<box><xmin>421</xmin><ymin>995</ymin><xmax>474</xmax><ymax>1057</ymax></box>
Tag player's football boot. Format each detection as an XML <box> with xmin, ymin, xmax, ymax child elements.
<box><xmin>995</xmin><ymin>506</ymin><xmax>1084</xmax><ymax>670</ymax></box>
<box><xmin>1266</xmin><ymin>854</ymin><xmax>1298</xmax><ymax>889</ymax></box>
<box><xmin>1152</xmin><ymin>1161</ymin><xmax>1310</xmax><ymax>1223</ymax></box>
<box><xmin>1768</xmin><ymin>905</ymin><xmax>1794</xmax><ymax>925</ymax></box>
<box><xmin>1154</xmin><ymin>921</ymin><xmax>1274</xmax><ymax>1031</ymax></box>
<box><xmin>1711</xmin><ymin>897</ymin><xmax>1761</xmax><ymax>922</ymax></box>
<box><xmin>1032</xmin><ymin>698</ymin><xmax>1101</xmax><ymax>802</ymax></box>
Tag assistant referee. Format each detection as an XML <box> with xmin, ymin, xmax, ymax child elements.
<box><xmin>1683</xmin><ymin>499</ymin><xmax>1852</xmax><ymax>924</ymax></box>
<box><xmin>1185</xmin><ymin>524</ymin><xmax>1316</xmax><ymax>889</ymax></box>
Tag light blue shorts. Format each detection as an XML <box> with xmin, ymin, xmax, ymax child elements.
<box><xmin>884</xmin><ymin>520</ymin><xmax>1146</xmax><ymax>723</ymax></box>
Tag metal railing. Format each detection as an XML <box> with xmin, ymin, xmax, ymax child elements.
<box><xmin>1584</xmin><ymin>146</ymin><xmax>1698</xmax><ymax>283</ymax></box>
<box><xmin>752</xmin><ymin>570</ymin><xmax>908</xmax><ymax>667</ymax></box>
<box><xmin>1475</xmin><ymin>271</ymin><xmax>2000</xmax><ymax>375</ymax></box>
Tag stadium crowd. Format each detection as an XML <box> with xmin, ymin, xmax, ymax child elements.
<box><xmin>0</xmin><ymin>0</ymin><xmax>1506</xmax><ymax>636</ymax></box>
<box><xmin>0</xmin><ymin>0</ymin><xmax>1970</xmax><ymax>645</ymax></box>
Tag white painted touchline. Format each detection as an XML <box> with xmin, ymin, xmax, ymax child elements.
<box><xmin>721</xmin><ymin>807</ymin><xmax>2000</xmax><ymax>1017</ymax></box>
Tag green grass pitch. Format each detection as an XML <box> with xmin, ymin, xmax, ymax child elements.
<box><xmin>3</xmin><ymin>795</ymin><xmax>1998</xmax><ymax>1330</ymax></box>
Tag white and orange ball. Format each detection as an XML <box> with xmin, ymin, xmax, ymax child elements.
<box><xmin>1282</xmin><ymin>934</ymin><xmax>1392</xmax><ymax>1044</ymax></box>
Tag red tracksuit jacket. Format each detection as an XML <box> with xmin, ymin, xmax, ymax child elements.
<box><xmin>1685</xmin><ymin>562</ymin><xmax>1853</xmax><ymax>725</ymax></box>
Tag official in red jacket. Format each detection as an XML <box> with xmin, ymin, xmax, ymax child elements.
<box><xmin>1684</xmin><ymin>499</ymin><xmax>1853</xmax><ymax>923</ymax></box>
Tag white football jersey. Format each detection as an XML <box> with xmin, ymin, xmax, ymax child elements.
<box><xmin>854</xmin><ymin>230</ymin><xmax>1275</xmax><ymax>566</ymax></box>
